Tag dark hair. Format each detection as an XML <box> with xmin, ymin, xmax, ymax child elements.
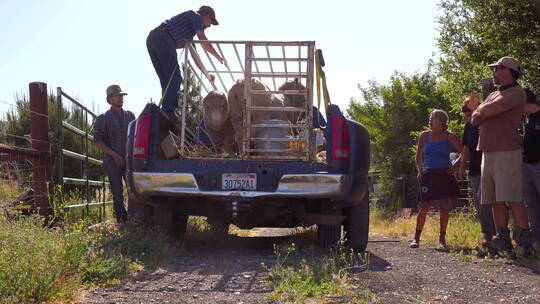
<box><xmin>510</xmin><ymin>69</ymin><xmax>520</xmax><ymax>81</ymax></box>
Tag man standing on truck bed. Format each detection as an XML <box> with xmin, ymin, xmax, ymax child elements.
<box><xmin>93</xmin><ymin>85</ymin><xmax>136</xmax><ymax>223</ymax></box>
<box><xmin>146</xmin><ymin>5</ymin><xmax>224</xmax><ymax>123</ymax></box>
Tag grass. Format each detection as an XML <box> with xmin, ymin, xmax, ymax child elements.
<box><xmin>0</xmin><ymin>184</ymin><xmax>173</xmax><ymax>303</ymax></box>
<box><xmin>264</xmin><ymin>241</ymin><xmax>374</xmax><ymax>304</ymax></box>
<box><xmin>370</xmin><ymin>203</ymin><xmax>540</xmax><ymax>264</ymax></box>
<box><xmin>370</xmin><ymin>203</ymin><xmax>484</xmax><ymax>251</ymax></box>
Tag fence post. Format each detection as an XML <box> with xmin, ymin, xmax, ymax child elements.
<box><xmin>29</xmin><ymin>82</ymin><xmax>52</xmax><ymax>216</ymax></box>
<box><xmin>56</xmin><ymin>88</ymin><xmax>64</xmax><ymax>205</ymax></box>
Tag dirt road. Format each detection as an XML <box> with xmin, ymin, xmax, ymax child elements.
<box><xmin>82</xmin><ymin>230</ymin><xmax>540</xmax><ymax>304</ymax></box>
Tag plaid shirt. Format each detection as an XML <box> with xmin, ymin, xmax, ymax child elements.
<box><xmin>162</xmin><ymin>10</ymin><xmax>204</xmax><ymax>48</ymax></box>
<box><xmin>92</xmin><ymin>108</ymin><xmax>135</xmax><ymax>165</ymax></box>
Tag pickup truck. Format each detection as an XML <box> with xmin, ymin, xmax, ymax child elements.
<box><xmin>126</xmin><ymin>41</ymin><xmax>370</xmax><ymax>251</ymax></box>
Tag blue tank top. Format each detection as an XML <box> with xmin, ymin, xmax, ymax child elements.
<box><xmin>423</xmin><ymin>131</ymin><xmax>452</xmax><ymax>170</ymax></box>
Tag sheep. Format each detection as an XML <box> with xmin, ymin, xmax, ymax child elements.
<box><xmin>227</xmin><ymin>78</ymin><xmax>286</xmax><ymax>149</ymax></box>
<box><xmin>200</xmin><ymin>90</ymin><xmax>236</xmax><ymax>154</ymax></box>
<box><xmin>278</xmin><ymin>79</ymin><xmax>307</xmax><ymax>123</ymax></box>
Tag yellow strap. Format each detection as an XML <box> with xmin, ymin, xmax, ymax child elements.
<box><xmin>315</xmin><ymin>49</ymin><xmax>330</xmax><ymax>113</ymax></box>
<box><xmin>315</xmin><ymin>50</ymin><xmax>322</xmax><ymax>114</ymax></box>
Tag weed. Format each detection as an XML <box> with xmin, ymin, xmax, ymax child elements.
<box><xmin>264</xmin><ymin>241</ymin><xmax>374</xmax><ymax>303</ymax></box>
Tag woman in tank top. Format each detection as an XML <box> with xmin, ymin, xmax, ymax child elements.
<box><xmin>410</xmin><ymin>109</ymin><xmax>463</xmax><ymax>251</ymax></box>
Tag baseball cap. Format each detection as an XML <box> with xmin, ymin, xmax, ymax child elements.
<box><xmin>106</xmin><ymin>85</ymin><xmax>127</xmax><ymax>102</ymax></box>
<box><xmin>198</xmin><ymin>5</ymin><xmax>218</xmax><ymax>25</ymax></box>
<box><xmin>487</xmin><ymin>56</ymin><xmax>521</xmax><ymax>72</ymax></box>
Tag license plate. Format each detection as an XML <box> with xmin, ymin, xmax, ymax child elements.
<box><xmin>222</xmin><ymin>173</ymin><xmax>257</xmax><ymax>190</ymax></box>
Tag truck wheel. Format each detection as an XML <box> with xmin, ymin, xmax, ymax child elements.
<box><xmin>127</xmin><ymin>195</ymin><xmax>151</xmax><ymax>224</ymax></box>
<box><xmin>317</xmin><ymin>201</ymin><xmax>342</xmax><ymax>248</ymax></box>
<box><xmin>343</xmin><ymin>191</ymin><xmax>370</xmax><ymax>252</ymax></box>
<box><xmin>152</xmin><ymin>201</ymin><xmax>188</xmax><ymax>241</ymax></box>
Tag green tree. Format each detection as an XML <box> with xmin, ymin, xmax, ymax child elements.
<box><xmin>348</xmin><ymin>71</ymin><xmax>453</xmax><ymax>210</ymax></box>
<box><xmin>437</xmin><ymin>0</ymin><xmax>540</xmax><ymax>103</ymax></box>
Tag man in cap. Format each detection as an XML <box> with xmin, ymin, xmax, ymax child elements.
<box><xmin>146</xmin><ymin>6</ymin><xmax>224</xmax><ymax>122</ymax></box>
<box><xmin>471</xmin><ymin>56</ymin><xmax>533</xmax><ymax>256</ymax></box>
<box><xmin>93</xmin><ymin>85</ymin><xmax>136</xmax><ymax>223</ymax></box>
<box><xmin>522</xmin><ymin>88</ymin><xmax>540</xmax><ymax>243</ymax></box>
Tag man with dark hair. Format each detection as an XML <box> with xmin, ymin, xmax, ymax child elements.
<box><xmin>93</xmin><ymin>85</ymin><xmax>136</xmax><ymax>223</ymax></box>
<box><xmin>472</xmin><ymin>56</ymin><xmax>533</xmax><ymax>257</ymax></box>
<box><xmin>522</xmin><ymin>88</ymin><xmax>540</xmax><ymax>242</ymax></box>
<box><xmin>146</xmin><ymin>5</ymin><xmax>224</xmax><ymax>121</ymax></box>
<box><xmin>459</xmin><ymin>94</ymin><xmax>496</xmax><ymax>256</ymax></box>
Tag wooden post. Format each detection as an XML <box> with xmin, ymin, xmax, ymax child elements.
<box><xmin>29</xmin><ymin>82</ymin><xmax>52</xmax><ymax>216</ymax></box>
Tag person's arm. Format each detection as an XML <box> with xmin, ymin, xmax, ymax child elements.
<box><xmin>95</xmin><ymin>141</ymin><xmax>124</xmax><ymax>168</ymax></box>
<box><xmin>459</xmin><ymin>145</ymin><xmax>470</xmax><ymax>179</ymax></box>
<box><xmin>416</xmin><ymin>131</ymin><xmax>426</xmax><ymax>182</ymax></box>
<box><xmin>185</xmin><ymin>43</ymin><xmax>216</xmax><ymax>86</ymax></box>
<box><xmin>447</xmin><ymin>132</ymin><xmax>464</xmax><ymax>174</ymax></box>
<box><xmin>195</xmin><ymin>31</ymin><xmax>224</xmax><ymax>64</ymax></box>
<box><xmin>92</xmin><ymin>114</ymin><xmax>124</xmax><ymax>168</ymax></box>
<box><xmin>474</xmin><ymin>90</ymin><xmax>526</xmax><ymax>124</ymax></box>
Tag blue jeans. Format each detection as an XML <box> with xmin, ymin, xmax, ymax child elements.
<box><xmin>523</xmin><ymin>162</ymin><xmax>540</xmax><ymax>241</ymax></box>
<box><xmin>105</xmin><ymin>162</ymin><xmax>128</xmax><ymax>223</ymax></box>
<box><xmin>146</xmin><ymin>27</ymin><xmax>182</xmax><ymax>112</ymax></box>
<box><xmin>470</xmin><ymin>174</ymin><xmax>495</xmax><ymax>238</ymax></box>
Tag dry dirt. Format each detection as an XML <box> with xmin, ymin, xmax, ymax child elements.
<box><xmin>81</xmin><ymin>229</ymin><xmax>540</xmax><ymax>304</ymax></box>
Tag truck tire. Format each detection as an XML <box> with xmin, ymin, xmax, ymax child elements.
<box><xmin>343</xmin><ymin>191</ymin><xmax>369</xmax><ymax>252</ymax></box>
<box><xmin>127</xmin><ymin>195</ymin><xmax>151</xmax><ymax>224</ymax></box>
<box><xmin>317</xmin><ymin>201</ymin><xmax>342</xmax><ymax>248</ymax></box>
<box><xmin>152</xmin><ymin>201</ymin><xmax>188</xmax><ymax>241</ymax></box>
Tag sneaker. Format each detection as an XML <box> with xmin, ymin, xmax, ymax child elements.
<box><xmin>409</xmin><ymin>239</ymin><xmax>419</xmax><ymax>248</ymax></box>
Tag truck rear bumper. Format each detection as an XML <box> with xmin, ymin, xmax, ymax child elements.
<box><xmin>130</xmin><ymin>172</ymin><xmax>344</xmax><ymax>199</ymax></box>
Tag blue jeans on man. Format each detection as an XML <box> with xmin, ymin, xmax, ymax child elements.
<box><xmin>146</xmin><ymin>26</ymin><xmax>183</xmax><ymax>113</ymax></box>
<box><xmin>105</xmin><ymin>162</ymin><xmax>128</xmax><ymax>223</ymax></box>
<box><xmin>470</xmin><ymin>174</ymin><xmax>495</xmax><ymax>240</ymax></box>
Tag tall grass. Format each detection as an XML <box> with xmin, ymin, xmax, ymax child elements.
<box><xmin>370</xmin><ymin>203</ymin><xmax>483</xmax><ymax>250</ymax></box>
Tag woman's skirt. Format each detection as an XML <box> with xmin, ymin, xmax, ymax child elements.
<box><xmin>418</xmin><ymin>168</ymin><xmax>460</xmax><ymax>211</ymax></box>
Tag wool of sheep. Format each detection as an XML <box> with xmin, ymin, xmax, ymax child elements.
<box><xmin>227</xmin><ymin>78</ymin><xmax>286</xmax><ymax>149</ymax></box>
<box><xmin>202</xmin><ymin>90</ymin><xmax>236</xmax><ymax>154</ymax></box>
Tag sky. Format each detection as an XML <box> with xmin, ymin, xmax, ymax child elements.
<box><xmin>0</xmin><ymin>0</ymin><xmax>440</xmax><ymax>116</ymax></box>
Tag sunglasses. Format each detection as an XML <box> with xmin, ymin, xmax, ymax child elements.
<box><xmin>492</xmin><ymin>66</ymin><xmax>506</xmax><ymax>72</ymax></box>
<box><xmin>461</xmin><ymin>104</ymin><xmax>472</xmax><ymax>113</ymax></box>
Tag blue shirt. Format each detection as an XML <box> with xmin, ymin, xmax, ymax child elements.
<box><xmin>423</xmin><ymin>131</ymin><xmax>452</xmax><ymax>170</ymax></box>
<box><xmin>163</xmin><ymin>10</ymin><xmax>204</xmax><ymax>48</ymax></box>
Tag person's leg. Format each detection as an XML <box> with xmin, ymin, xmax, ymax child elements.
<box><xmin>439</xmin><ymin>208</ymin><xmax>449</xmax><ymax>245</ymax></box>
<box><xmin>146</xmin><ymin>31</ymin><xmax>168</xmax><ymax>91</ymax></box>
<box><xmin>492</xmin><ymin>202</ymin><xmax>509</xmax><ymax>228</ymax></box>
<box><xmin>107</xmin><ymin>166</ymin><xmax>127</xmax><ymax>223</ymax></box>
<box><xmin>411</xmin><ymin>207</ymin><xmax>429</xmax><ymax>248</ymax></box>
<box><xmin>146</xmin><ymin>30</ymin><xmax>181</xmax><ymax>112</ymax></box>
<box><xmin>470</xmin><ymin>175</ymin><xmax>482</xmax><ymax>220</ymax></box>
<box><xmin>523</xmin><ymin>163</ymin><xmax>540</xmax><ymax>242</ymax></box>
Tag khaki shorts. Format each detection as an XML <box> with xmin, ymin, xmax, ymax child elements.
<box><xmin>481</xmin><ymin>150</ymin><xmax>523</xmax><ymax>204</ymax></box>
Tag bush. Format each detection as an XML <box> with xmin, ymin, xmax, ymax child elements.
<box><xmin>0</xmin><ymin>216</ymin><xmax>87</xmax><ymax>303</ymax></box>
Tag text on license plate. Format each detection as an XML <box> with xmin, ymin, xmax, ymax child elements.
<box><xmin>222</xmin><ymin>173</ymin><xmax>257</xmax><ymax>190</ymax></box>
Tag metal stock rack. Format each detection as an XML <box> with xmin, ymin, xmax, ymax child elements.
<box><xmin>178</xmin><ymin>40</ymin><xmax>316</xmax><ymax>161</ymax></box>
